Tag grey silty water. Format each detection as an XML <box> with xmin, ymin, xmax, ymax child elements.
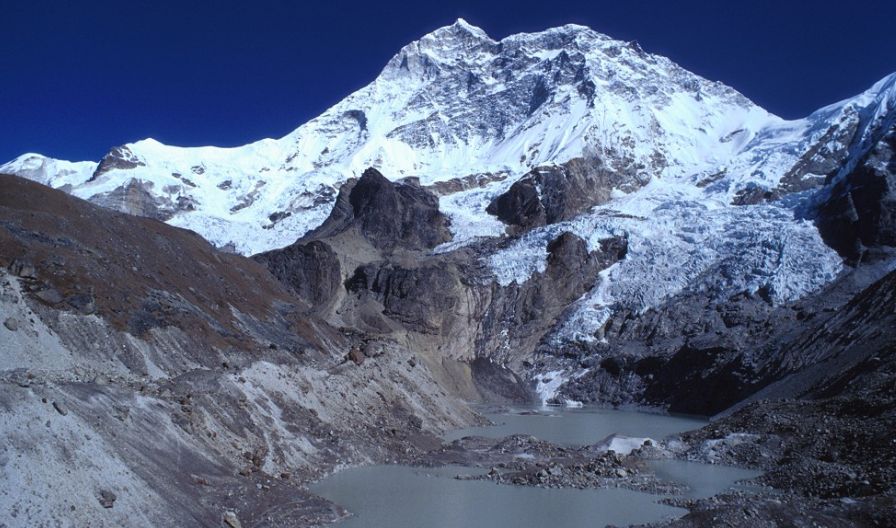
<box><xmin>311</xmin><ymin>407</ymin><xmax>761</xmax><ymax>528</ymax></box>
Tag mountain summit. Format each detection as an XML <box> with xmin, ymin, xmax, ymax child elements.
<box><xmin>2</xmin><ymin>21</ymin><xmax>894</xmax><ymax>256</ymax></box>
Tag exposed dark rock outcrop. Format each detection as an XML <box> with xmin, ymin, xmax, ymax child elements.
<box><xmin>556</xmin><ymin>259</ymin><xmax>896</xmax><ymax>415</ymax></box>
<box><xmin>664</xmin><ymin>315</ymin><xmax>896</xmax><ymax>525</ymax></box>
<box><xmin>729</xmin><ymin>108</ymin><xmax>869</xmax><ymax>206</ymax></box>
<box><xmin>339</xmin><ymin>230</ymin><xmax>627</xmax><ymax>361</ymax></box>
<box><xmin>737</xmin><ymin>265</ymin><xmax>896</xmax><ymax>407</ymax></box>
<box><xmin>90</xmin><ymin>145</ymin><xmax>146</xmax><ymax>180</ymax></box>
<box><xmin>537</xmin><ymin>129</ymin><xmax>896</xmax><ymax>412</ymax></box>
<box><xmin>487</xmin><ymin>157</ymin><xmax>644</xmax><ymax>233</ymax></box>
<box><xmin>345</xmin><ymin>260</ymin><xmax>469</xmax><ymax>334</ymax></box>
<box><xmin>305</xmin><ymin>167</ymin><xmax>451</xmax><ymax>251</ymax></box>
<box><xmin>253</xmin><ymin>240</ymin><xmax>342</xmax><ymax>310</ymax></box>
<box><xmin>256</xmin><ymin>167</ymin><xmax>631</xmax><ymax>403</ymax></box>
<box><xmin>478</xmin><ymin>233</ymin><xmax>628</xmax><ymax>366</ymax></box>
<box><xmin>422</xmin><ymin>171</ymin><xmax>509</xmax><ymax>196</ymax></box>
<box><xmin>89</xmin><ymin>178</ymin><xmax>196</xmax><ymax>221</ymax></box>
<box><xmin>469</xmin><ymin>357</ymin><xmax>533</xmax><ymax>403</ymax></box>
<box><xmin>779</xmin><ymin>112</ymin><xmax>862</xmax><ymax>191</ymax></box>
<box><xmin>487</xmin><ymin>177</ymin><xmax>545</xmax><ymax>230</ymax></box>
<box><xmin>812</xmin><ymin>127</ymin><xmax>896</xmax><ymax>263</ymax></box>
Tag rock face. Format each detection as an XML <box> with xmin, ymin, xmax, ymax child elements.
<box><xmin>741</xmin><ymin>265</ymin><xmax>896</xmax><ymax>406</ymax></box>
<box><xmin>546</xmin><ymin>233</ymin><xmax>626</xmax><ymax>283</ymax></box>
<box><xmin>253</xmin><ymin>240</ymin><xmax>342</xmax><ymax>310</ymax></box>
<box><xmin>253</xmin><ymin>166</ymin><xmax>631</xmax><ymax>404</ymax></box>
<box><xmin>486</xmin><ymin>176</ymin><xmax>544</xmax><ymax>231</ymax></box>
<box><xmin>538</xmin><ymin>122</ymin><xmax>895</xmax><ymax>412</ymax></box>
<box><xmin>346</xmin><ymin>261</ymin><xmax>468</xmax><ymax>334</ymax></box>
<box><xmin>487</xmin><ymin>158</ymin><xmax>643</xmax><ymax>231</ymax></box>
<box><xmin>554</xmin><ymin>248</ymin><xmax>896</xmax><ymax>415</ymax></box>
<box><xmin>91</xmin><ymin>146</ymin><xmax>146</xmax><ymax>179</ymax></box>
<box><xmin>344</xmin><ymin>168</ymin><xmax>452</xmax><ymax>251</ymax></box>
<box><xmin>89</xmin><ymin>178</ymin><xmax>195</xmax><ymax>221</ymax></box>
<box><xmin>813</xmin><ymin>127</ymin><xmax>896</xmax><ymax>263</ymax></box>
<box><xmin>477</xmin><ymin>233</ymin><xmax>628</xmax><ymax>367</ymax></box>
<box><xmin>672</xmin><ymin>292</ymin><xmax>896</xmax><ymax>520</ymax></box>
<box><xmin>251</xmin><ymin>150</ymin><xmax>894</xmax><ymax>415</ymax></box>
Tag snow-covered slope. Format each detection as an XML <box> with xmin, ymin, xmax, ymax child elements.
<box><xmin>8</xmin><ymin>20</ymin><xmax>893</xmax><ymax>255</ymax></box>
<box><xmin>1</xmin><ymin>153</ymin><xmax>97</xmax><ymax>190</ymax></box>
<box><xmin>481</xmin><ymin>74</ymin><xmax>895</xmax><ymax>338</ymax></box>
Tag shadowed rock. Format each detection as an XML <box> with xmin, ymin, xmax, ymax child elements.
<box><xmin>0</xmin><ymin>172</ymin><xmax>477</xmax><ymax>527</ymax></box>
<box><xmin>253</xmin><ymin>240</ymin><xmax>341</xmax><ymax>310</ymax></box>
<box><xmin>91</xmin><ymin>145</ymin><xmax>146</xmax><ymax>179</ymax></box>
<box><xmin>306</xmin><ymin>167</ymin><xmax>452</xmax><ymax>251</ymax></box>
<box><xmin>813</xmin><ymin>128</ymin><xmax>896</xmax><ymax>263</ymax></box>
<box><xmin>262</xmin><ymin>165</ymin><xmax>631</xmax><ymax>398</ymax></box>
<box><xmin>487</xmin><ymin>158</ymin><xmax>645</xmax><ymax>233</ymax></box>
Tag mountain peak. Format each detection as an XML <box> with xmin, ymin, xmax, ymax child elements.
<box><xmin>437</xmin><ymin>17</ymin><xmax>492</xmax><ymax>40</ymax></box>
<box><xmin>381</xmin><ymin>18</ymin><xmax>497</xmax><ymax>79</ymax></box>
<box><xmin>4</xmin><ymin>21</ymin><xmax>892</xmax><ymax>261</ymax></box>
<box><xmin>452</xmin><ymin>17</ymin><xmax>484</xmax><ymax>33</ymax></box>
<box><xmin>0</xmin><ymin>152</ymin><xmax>97</xmax><ymax>188</ymax></box>
<box><xmin>417</xmin><ymin>17</ymin><xmax>495</xmax><ymax>49</ymax></box>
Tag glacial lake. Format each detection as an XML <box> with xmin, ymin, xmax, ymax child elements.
<box><xmin>443</xmin><ymin>405</ymin><xmax>707</xmax><ymax>445</ymax></box>
<box><xmin>310</xmin><ymin>406</ymin><xmax>761</xmax><ymax>528</ymax></box>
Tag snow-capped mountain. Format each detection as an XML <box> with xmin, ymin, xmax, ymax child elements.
<box><xmin>2</xmin><ymin>153</ymin><xmax>97</xmax><ymax>190</ymax></box>
<box><xmin>2</xmin><ymin>19</ymin><xmax>895</xmax><ymax>354</ymax></box>
<box><xmin>5</xmin><ymin>19</ymin><xmax>893</xmax><ymax>256</ymax></box>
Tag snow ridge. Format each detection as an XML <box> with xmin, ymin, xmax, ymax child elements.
<box><xmin>1</xmin><ymin>154</ymin><xmax>97</xmax><ymax>189</ymax></box>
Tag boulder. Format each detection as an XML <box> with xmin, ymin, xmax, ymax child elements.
<box><xmin>8</xmin><ymin>260</ymin><xmax>37</xmax><ymax>279</ymax></box>
<box><xmin>97</xmin><ymin>489</ymin><xmax>116</xmax><ymax>509</ymax></box>
<box><xmin>347</xmin><ymin>348</ymin><xmax>365</xmax><ymax>366</ymax></box>
<box><xmin>35</xmin><ymin>288</ymin><xmax>64</xmax><ymax>305</ymax></box>
<box><xmin>52</xmin><ymin>401</ymin><xmax>69</xmax><ymax>416</ymax></box>
<box><xmin>222</xmin><ymin>511</ymin><xmax>242</xmax><ymax>528</ymax></box>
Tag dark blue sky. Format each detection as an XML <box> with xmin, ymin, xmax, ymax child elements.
<box><xmin>2</xmin><ymin>0</ymin><xmax>894</xmax><ymax>163</ymax></box>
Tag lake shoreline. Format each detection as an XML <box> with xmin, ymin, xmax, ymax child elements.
<box><xmin>307</xmin><ymin>407</ymin><xmax>757</xmax><ymax>527</ymax></box>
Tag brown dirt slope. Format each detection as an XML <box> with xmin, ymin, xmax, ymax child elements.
<box><xmin>0</xmin><ymin>173</ymin><xmax>322</xmax><ymax>352</ymax></box>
